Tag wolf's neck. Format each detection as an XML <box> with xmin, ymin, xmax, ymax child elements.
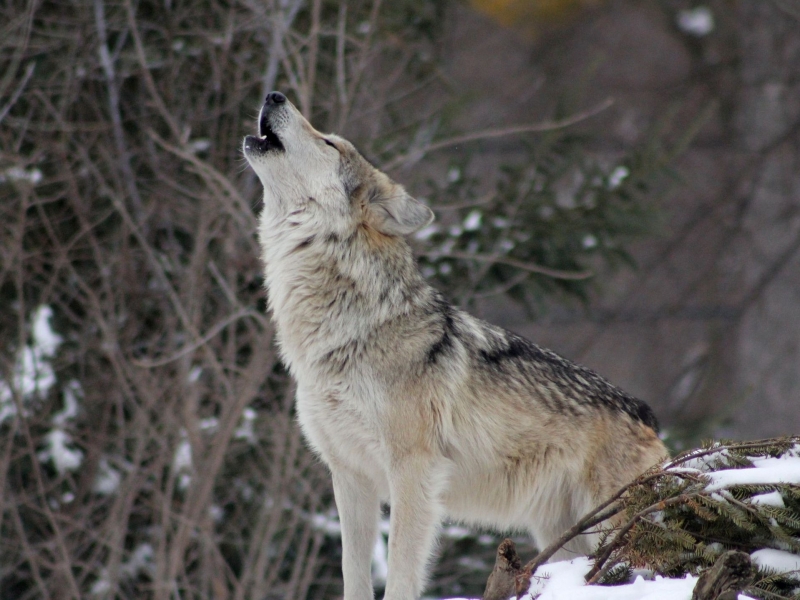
<box><xmin>261</xmin><ymin>221</ymin><xmax>431</xmax><ymax>371</ymax></box>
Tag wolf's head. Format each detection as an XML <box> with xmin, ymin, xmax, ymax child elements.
<box><xmin>243</xmin><ymin>92</ymin><xmax>433</xmax><ymax>238</ymax></box>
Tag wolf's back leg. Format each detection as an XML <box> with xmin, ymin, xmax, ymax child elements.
<box><xmin>528</xmin><ymin>482</ymin><xmax>601</xmax><ymax>562</ymax></box>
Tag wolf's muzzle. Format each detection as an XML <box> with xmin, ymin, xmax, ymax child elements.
<box><xmin>243</xmin><ymin>91</ymin><xmax>287</xmax><ymax>156</ymax></box>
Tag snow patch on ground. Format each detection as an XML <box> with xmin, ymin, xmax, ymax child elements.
<box><xmin>439</xmin><ymin>556</ymin><xmax>762</xmax><ymax>600</ymax></box>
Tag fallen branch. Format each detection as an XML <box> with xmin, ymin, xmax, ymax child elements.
<box><xmin>482</xmin><ymin>539</ymin><xmax>521</xmax><ymax>600</ymax></box>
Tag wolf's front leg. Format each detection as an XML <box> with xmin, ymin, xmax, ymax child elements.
<box><xmin>332</xmin><ymin>468</ymin><xmax>380</xmax><ymax>600</ymax></box>
<box><xmin>384</xmin><ymin>454</ymin><xmax>445</xmax><ymax>600</ymax></box>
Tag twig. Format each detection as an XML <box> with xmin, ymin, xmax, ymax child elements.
<box><xmin>338</xmin><ymin>0</ymin><xmax>383</xmax><ymax>131</ymax></box>
<box><xmin>299</xmin><ymin>0</ymin><xmax>322</xmax><ymax>116</ymax></box>
<box><xmin>585</xmin><ymin>493</ymin><xmax>703</xmax><ymax>584</ymax></box>
<box><xmin>132</xmin><ymin>308</ymin><xmax>259</xmax><ymax>368</ymax></box>
<box><xmin>9</xmin><ymin>500</ymin><xmax>51</xmax><ymax>600</ymax></box>
<box><xmin>94</xmin><ymin>0</ymin><xmax>146</xmax><ymax>222</ymax></box>
<box><xmin>9</xmin><ymin>393</ymin><xmax>82</xmax><ymax>600</ymax></box>
<box><xmin>145</xmin><ymin>128</ymin><xmax>256</xmax><ymax>234</ymax></box>
<box><xmin>0</xmin><ymin>61</ymin><xmax>35</xmax><ymax>124</ymax></box>
<box><xmin>335</xmin><ymin>2</ymin><xmax>348</xmax><ymax>121</ymax></box>
<box><xmin>260</xmin><ymin>0</ymin><xmax>304</xmax><ymax>97</ymax></box>
<box><xmin>123</xmin><ymin>0</ymin><xmax>183</xmax><ymax>141</ymax></box>
<box><xmin>424</xmin><ymin>250</ymin><xmax>594</xmax><ymax>280</ymax></box>
<box><xmin>383</xmin><ymin>98</ymin><xmax>614</xmax><ymax>170</ymax></box>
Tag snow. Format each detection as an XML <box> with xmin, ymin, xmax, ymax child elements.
<box><xmin>705</xmin><ymin>455</ymin><xmax>800</xmax><ymax>491</ymax></box>
<box><xmin>172</xmin><ymin>430</ymin><xmax>193</xmax><ymax>490</ymax></box>
<box><xmin>234</xmin><ymin>407</ymin><xmax>257</xmax><ymax>443</ymax></box>
<box><xmin>32</xmin><ymin>306</ymin><xmax>63</xmax><ymax>354</ymax></box>
<box><xmin>415</xmin><ymin>224</ymin><xmax>440</xmax><ymax>241</ymax></box>
<box><xmin>188</xmin><ymin>365</ymin><xmax>203</xmax><ymax>382</ymax></box>
<box><xmin>91</xmin><ymin>542</ymin><xmax>156</xmax><ymax>594</ymax></box>
<box><xmin>199</xmin><ymin>416</ymin><xmax>219</xmax><ymax>431</ymax></box>
<box><xmin>39</xmin><ymin>429</ymin><xmax>84</xmax><ymax>474</ymax></box>
<box><xmin>438</xmin><ymin>556</ymin><xmax>761</xmax><ymax>600</ymax></box>
<box><xmin>93</xmin><ymin>457</ymin><xmax>122</xmax><ymax>495</ymax></box>
<box><xmin>0</xmin><ymin>305</ymin><xmax>62</xmax><ymax>423</ymax></box>
<box><xmin>53</xmin><ymin>380</ymin><xmax>81</xmax><ymax>426</ymax></box>
<box><xmin>672</xmin><ymin>446</ymin><xmax>729</xmax><ymax>471</ymax></box>
<box><xmin>526</xmin><ymin>559</ymin><xmax>697</xmax><ymax>600</ymax></box>
<box><xmin>463</xmin><ymin>210</ymin><xmax>482</xmax><ymax>232</ymax></box>
<box><xmin>373</xmin><ymin>533</ymin><xmax>389</xmax><ymax>586</ymax></box>
<box><xmin>0</xmin><ymin>165</ymin><xmax>43</xmax><ymax>185</ymax></box>
<box><xmin>311</xmin><ymin>509</ymin><xmax>342</xmax><ymax>536</ymax></box>
<box><xmin>173</xmin><ymin>433</ymin><xmax>192</xmax><ymax>472</ymax></box>
<box><xmin>607</xmin><ymin>166</ymin><xmax>629</xmax><ymax>189</ymax></box>
<box><xmin>188</xmin><ymin>138</ymin><xmax>211</xmax><ymax>153</ymax></box>
<box><xmin>750</xmin><ymin>549</ymin><xmax>800</xmax><ymax>579</ymax></box>
<box><xmin>492</xmin><ymin>217</ymin><xmax>509</xmax><ymax>229</ymax></box>
<box><xmin>749</xmin><ymin>490</ymin><xmax>785</xmax><ymax>508</ymax></box>
<box><xmin>677</xmin><ymin>7</ymin><xmax>714</xmax><ymax>36</ymax></box>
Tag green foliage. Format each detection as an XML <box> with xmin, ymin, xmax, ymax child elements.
<box><xmin>594</xmin><ymin>438</ymin><xmax>800</xmax><ymax>600</ymax></box>
<box><xmin>413</xmin><ymin>107</ymin><xmax>702</xmax><ymax>314</ymax></box>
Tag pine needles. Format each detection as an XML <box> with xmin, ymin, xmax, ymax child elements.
<box><xmin>591</xmin><ymin>437</ymin><xmax>800</xmax><ymax>599</ymax></box>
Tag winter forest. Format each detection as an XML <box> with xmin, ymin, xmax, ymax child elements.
<box><xmin>1</xmin><ymin>0</ymin><xmax>800</xmax><ymax>598</ymax></box>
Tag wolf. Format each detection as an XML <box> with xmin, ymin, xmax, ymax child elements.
<box><xmin>243</xmin><ymin>91</ymin><xmax>668</xmax><ymax>600</ymax></box>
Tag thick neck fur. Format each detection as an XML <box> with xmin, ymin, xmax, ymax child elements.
<box><xmin>258</xmin><ymin>197</ymin><xmax>431</xmax><ymax>375</ymax></box>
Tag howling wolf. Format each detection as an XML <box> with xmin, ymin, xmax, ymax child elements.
<box><xmin>243</xmin><ymin>91</ymin><xmax>667</xmax><ymax>600</ymax></box>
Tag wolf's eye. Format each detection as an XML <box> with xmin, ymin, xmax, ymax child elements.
<box><xmin>323</xmin><ymin>139</ymin><xmax>339</xmax><ymax>151</ymax></box>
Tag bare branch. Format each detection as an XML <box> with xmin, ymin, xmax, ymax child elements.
<box><xmin>0</xmin><ymin>61</ymin><xmax>35</xmax><ymax>124</ymax></box>
<box><xmin>383</xmin><ymin>98</ymin><xmax>615</xmax><ymax>170</ymax></box>
<box><xmin>424</xmin><ymin>250</ymin><xmax>594</xmax><ymax>280</ymax></box>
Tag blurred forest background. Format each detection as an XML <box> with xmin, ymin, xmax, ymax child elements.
<box><xmin>1</xmin><ymin>0</ymin><xmax>799</xmax><ymax>598</ymax></box>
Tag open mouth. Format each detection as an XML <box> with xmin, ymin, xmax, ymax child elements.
<box><xmin>244</xmin><ymin>111</ymin><xmax>285</xmax><ymax>155</ymax></box>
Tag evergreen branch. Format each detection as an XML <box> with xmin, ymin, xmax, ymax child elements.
<box><xmin>585</xmin><ymin>493</ymin><xmax>704</xmax><ymax>584</ymax></box>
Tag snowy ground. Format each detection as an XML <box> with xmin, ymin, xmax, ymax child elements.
<box><xmin>438</xmin><ymin>555</ymin><xmax>759</xmax><ymax>600</ymax></box>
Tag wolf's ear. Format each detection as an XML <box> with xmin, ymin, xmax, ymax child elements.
<box><xmin>366</xmin><ymin>188</ymin><xmax>434</xmax><ymax>237</ymax></box>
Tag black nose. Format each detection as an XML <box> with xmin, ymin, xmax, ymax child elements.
<box><xmin>265</xmin><ymin>92</ymin><xmax>286</xmax><ymax>105</ymax></box>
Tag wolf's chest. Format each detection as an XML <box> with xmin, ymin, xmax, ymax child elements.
<box><xmin>295</xmin><ymin>385</ymin><xmax>390</xmax><ymax>490</ymax></box>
